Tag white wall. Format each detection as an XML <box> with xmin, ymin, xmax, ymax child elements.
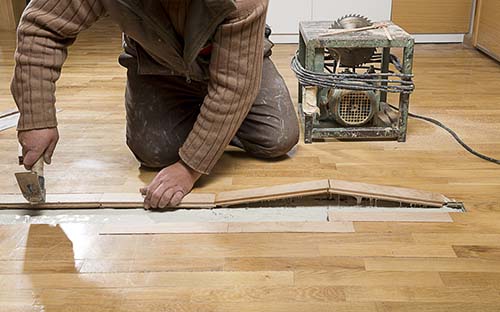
<box><xmin>267</xmin><ymin>0</ymin><xmax>466</xmax><ymax>44</ymax></box>
<box><xmin>267</xmin><ymin>0</ymin><xmax>392</xmax><ymax>43</ymax></box>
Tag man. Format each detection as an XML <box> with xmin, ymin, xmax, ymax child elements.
<box><xmin>12</xmin><ymin>0</ymin><xmax>299</xmax><ymax>209</ymax></box>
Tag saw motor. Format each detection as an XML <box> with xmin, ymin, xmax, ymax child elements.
<box><xmin>318</xmin><ymin>15</ymin><xmax>393</xmax><ymax>127</ymax></box>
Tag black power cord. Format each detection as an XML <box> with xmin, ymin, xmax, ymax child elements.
<box><xmin>291</xmin><ymin>54</ymin><xmax>499</xmax><ymax>165</ymax></box>
<box><xmin>388</xmin><ymin>104</ymin><xmax>500</xmax><ymax>165</ymax></box>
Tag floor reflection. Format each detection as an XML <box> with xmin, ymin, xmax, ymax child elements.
<box><xmin>23</xmin><ymin>224</ymin><xmax>122</xmax><ymax>311</ymax></box>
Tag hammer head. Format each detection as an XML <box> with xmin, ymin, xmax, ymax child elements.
<box><xmin>15</xmin><ymin>172</ymin><xmax>46</xmax><ymax>204</ymax></box>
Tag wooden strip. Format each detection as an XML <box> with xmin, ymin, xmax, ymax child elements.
<box><xmin>100</xmin><ymin>193</ymin><xmax>216</xmax><ymax>209</ymax></box>
<box><xmin>452</xmin><ymin>245</ymin><xmax>500</xmax><ymax>261</ymax></box>
<box><xmin>0</xmin><ymin>108</ymin><xmax>18</xmax><ymax>119</ymax></box>
<box><xmin>0</xmin><ymin>271</ymin><xmax>294</xmax><ymax>290</ymax></box>
<box><xmin>328</xmin><ymin>211</ymin><xmax>453</xmax><ymax>223</ymax></box>
<box><xmin>0</xmin><ymin>114</ymin><xmax>19</xmax><ymax>132</ymax></box>
<box><xmin>413</xmin><ymin>234</ymin><xmax>500</xmax><ymax>246</ymax></box>
<box><xmin>344</xmin><ymin>286</ymin><xmax>500</xmax><ymax>304</ymax></box>
<box><xmin>319</xmin><ymin>243</ymin><xmax>457</xmax><ymax>258</ymax></box>
<box><xmin>100</xmin><ymin>222</ymin><xmax>229</xmax><ymax>235</ymax></box>
<box><xmin>0</xmin><ymin>193</ymin><xmax>216</xmax><ymax>209</ymax></box>
<box><xmin>227</xmin><ymin>222</ymin><xmax>354</xmax><ymax>233</ymax></box>
<box><xmin>294</xmin><ymin>270</ymin><xmax>444</xmax><ymax>287</ymax></box>
<box><xmin>329</xmin><ymin>179</ymin><xmax>450</xmax><ymax>207</ymax></box>
<box><xmin>0</xmin><ymin>179</ymin><xmax>452</xmax><ymax>209</ymax></box>
<box><xmin>223</xmin><ymin>256</ymin><xmax>365</xmax><ymax>271</ymax></box>
<box><xmin>440</xmin><ymin>272</ymin><xmax>500</xmax><ymax>287</ymax></box>
<box><xmin>364</xmin><ymin>257</ymin><xmax>500</xmax><ymax>272</ymax></box>
<box><xmin>215</xmin><ymin>179</ymin><xmax>330</xmax><ymax>206</ymax></box>
<box><xmin>0</xmin><ymin>194</ymin><xmax>102</xmax><ymax>209</ymax></box>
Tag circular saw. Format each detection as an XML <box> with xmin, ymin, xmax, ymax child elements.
<box><xmin>328</xmin><ymin>14</ymin><xmax>376</xmax><ymax>67</ymax></box>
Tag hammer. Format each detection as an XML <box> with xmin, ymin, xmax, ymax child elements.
<box><xmin>15</xmin><ymin>144</ymin><xmax>46</xmax><ymax>204</ymax></box>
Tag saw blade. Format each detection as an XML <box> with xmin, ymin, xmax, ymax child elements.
<box><xmin>331</xmin><ymin>14</ymin><xmax>373</xmax><ymax>30</ymax></box>
<box><xmin>329</xmin><ymin>14</ymin><xmax>376</xmax><ymax>67</ymax></box>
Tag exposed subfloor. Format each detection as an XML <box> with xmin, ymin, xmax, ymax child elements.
<box><xmin>0</xmin><ymin>206</ymin><xmax>460</xmax><ymax>225</ymax></box>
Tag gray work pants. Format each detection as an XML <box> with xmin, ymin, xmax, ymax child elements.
<box><xmin>118</xmin><ymin>43</ymin><xmax>299</xmax><ymax>169</ymax></box>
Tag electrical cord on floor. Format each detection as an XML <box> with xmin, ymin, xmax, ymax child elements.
<box><xmin>388</xmin><ymin>104</ymin><xmax>500</xmax><ymax>165</ymax></box>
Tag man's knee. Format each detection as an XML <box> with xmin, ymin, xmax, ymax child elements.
<box><xmin>248</xmin><ymin>115</ymin><xmax>300</xmax><ymax>159</ymax></box>
<box><xmin>126</xmin><ymin>136</ymin><xmax>180</xmax><ymax>169</ymax></box>
<box><xmin>261</xmin><ymin>133</ymin><xmax>299</xmax><ymax>159</ymax></box>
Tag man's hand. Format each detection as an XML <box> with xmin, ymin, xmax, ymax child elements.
<box><xmin>140</xmin><ymin>160</ymin><xmax>202</xmax><ymax>209</ymax></box>
<box><xmin>18</xmin><ymin>128</ymin><xmax>59</xmax><ymax>170</ymax></box>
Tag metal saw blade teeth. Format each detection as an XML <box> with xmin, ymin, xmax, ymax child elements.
<box><xmin>334</xmin><ymin>14</ymin><xmax>373</xmax><ymax>29</ymax></box>
<box><xmin>332</xmin><ymin>14</ymin><xmax>373</xmax><ymax>29</ymax></box>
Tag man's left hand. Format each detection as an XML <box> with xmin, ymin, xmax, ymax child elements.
<box><xmin>141</xmin><ymin>160</ymin><xmax>202</xmax><ymax>209</ymax></box>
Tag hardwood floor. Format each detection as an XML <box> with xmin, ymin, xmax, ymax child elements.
<box><xmin>0</xmin><ymin>19</ymin><xmax>500</xmax><ymax>311</ymax></box>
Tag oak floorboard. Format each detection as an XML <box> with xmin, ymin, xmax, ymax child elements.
<box><xmin>319</xmin><ymin>243</ymin><xmax>457</xmax><ymax>258</ymax></box>
<box><xmin>344</xmin><ymin>286</ymin><xmax>500</xmax><ymax>303</ymax></box>
<box><xmin>364</xmin><ymin>257</ymin><xmax>500</xmax><ymax>272</ymax></box>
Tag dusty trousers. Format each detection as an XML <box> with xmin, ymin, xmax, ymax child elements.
<box><xmin>118</xmin><ymin>41</ymin><xmax>300</xmax><ymax>171</ymax></box>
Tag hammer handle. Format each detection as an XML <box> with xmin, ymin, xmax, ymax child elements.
<box><xmin>31</xmin><ymin>158</ymin><xmax>44</xmax><ymax>177</ymax></box>
<box><xmin>18</xmin><ymin>143</ymin><xmax>44</xmax><ymax>176</ymax></box>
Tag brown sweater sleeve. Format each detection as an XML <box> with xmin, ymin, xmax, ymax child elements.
<box><xmin>11</xmin><ymin>0</ymin><xmax>105</xmax><ymax>131</ymax></box>
<box><xmin>179</xmin><ymin>0</ymin><xmax>269</xmax><ymax>175</ymax></box>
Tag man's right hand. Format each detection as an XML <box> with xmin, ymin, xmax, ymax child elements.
<box><xmin>18</xmin><ymin>128</ymin><xmax>59</xmax><ymax>170</ymax></box>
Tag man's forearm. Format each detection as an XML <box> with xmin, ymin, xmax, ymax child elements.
<box><xmin>11</xmin><ymin>0</ymin><xmax>105</xmax><ymax>131</ymax></box>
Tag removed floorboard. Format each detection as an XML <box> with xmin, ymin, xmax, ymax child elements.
<box><xmin>0</xmin><ymin>193</ymin><xmax>216</xmax><ymax>209</ymax></box>
<box><xmin>215</xmin><ymin>179</ymin><xmax>330</xmax><ymax>206</ymax></box>
<box><xmin>329</xmin><ymin>179</ymin><xmax>450</xmax><ymax>207</ymax></box>
<box><xmin>0</xmin><ymin>179</ymin><xmax>455</xmax><ymax>209</ymax></box>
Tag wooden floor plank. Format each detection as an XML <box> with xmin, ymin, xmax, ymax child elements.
<box><xmin>0</xmin><ymin>179</ymin><xmax>451</xmax><ymax>209</ymax></box>
<box><xmin>413</xmin><ymin>233</ymin><xmax>500</xmax><ymax>245</ymax></box>
<box><xmin>0</xmin><ymin>193</ymin><xmax>216</xmax><ymax>209</ymax></box>
<box><xmin>345</xmin><ymin>286</ymin><xmax>500</xmax><ymax>303</ymax></box>
<box><xmin>223</xmin><ymin>256</ymin><xmax>365</xmax><ymax>271</ymax></box>
<box><xmin>214</xmin><ymin>302</ymin><xmax>378</xmax><ymax>312</ymax></box>
<box><xmin>452</xmin><ymin>245</ymin><xmax>500</xmax><ymax>260</ymax></box>
<box><xmin>329</xmin><ymin>179</ymin><xmax>450</xmax><ymax>207</ymax></box>
<box><xmin>376</xmin><ymin>302</ymin><xmax>500</xmax><ymax>312</ymax></box>
<box><xmin>0</xmin><ymin>271</ymin><xmax>294</xmax><ymax>290</ymax></box>
<box><xmin>294</xmin><ymin>270</ymin><xmax>444</xmax><ymax>287</ymax></box>
<box><xmin>320</xmin><ymin>243</ymin><xmax>457</xmax><ymax>258</ymax></box>
<box><xmin>215</xmin><ymin>179</ymin><xmax>330</xmax><ymax>206</ymax></box>
<box><xmin>439</xmin><ymin>272</ymin><xmax>500</xmax><ymax>287</ymax></box>
<box><xmin>365</xmin><ymin>257</ymin><xmax>500</xmax><ymax>272</ymax></box>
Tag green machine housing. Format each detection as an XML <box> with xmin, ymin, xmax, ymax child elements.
<box><xmin>296</xmin><ymin>20</ymin><xmax>415</xmax><ymax>143</ymax></box>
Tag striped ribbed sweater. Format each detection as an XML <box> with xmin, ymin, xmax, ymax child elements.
<box><xmin>11</xmin><ymin>0</ymin><xmax>268</xmax><ymax>174</ymax></box>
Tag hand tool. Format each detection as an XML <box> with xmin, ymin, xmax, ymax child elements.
<box><xmin>15</xmin><ymin>144</ymin><xmax>46</xmax><ymax>204</ymax></box>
